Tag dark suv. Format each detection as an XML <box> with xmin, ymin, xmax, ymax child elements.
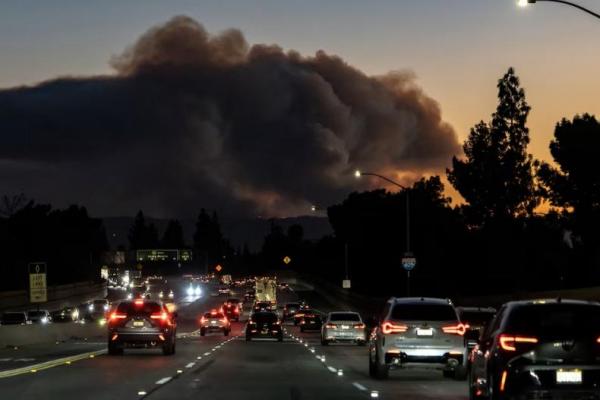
<box><xmin>469</xmin><ymin>299</ymin><xmax>600</xmax><ymax>399</ymax></box>
<box><xmin>107</xmin><ymin>299</ymin><xmax>176</xmax><ymax>356</ymax></box>
<box><xmin>246</xmin><ymin>311</ymin><xmax>283</xmax><ymax>342</ymax></box>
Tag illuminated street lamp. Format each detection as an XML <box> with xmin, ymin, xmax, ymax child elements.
<box><xmin>355</xmin><ymin>170</ymin><xmax>415</xmax><ymax>295</ymax></box>
<box><xmin>518</xmin><ymin>0</ymin><xmax>600</xmax><ymax>20</ymax></box>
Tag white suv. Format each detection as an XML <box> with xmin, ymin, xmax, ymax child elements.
<box><xmin>368</xmin><ymin>297</ymin><xmax>467</xmax><ymax>380</ymax></box>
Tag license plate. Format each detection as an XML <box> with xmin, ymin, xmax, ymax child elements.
<box><xmin>416</xmin><ymin>328</ymin><xmax>433</xmax><ymax>337</ymax></box>
<box><xmin>556</xmin><ymin>369</ymin><xmax>582</xmax><ymax>384</ymax></box>
<box><xmin>211</xmin><ymin>321</ymin><xmax>217</xmax><ymax>325</ymax></box>
<box><xmin>133</xmin><ymin>321</ymin><xmax>144</xmax><ymax>327</ymax></box>
<box><xmin>341</xmin><ymin>325</ymin><xmax>349</xmax><ymax>329</ymax></box>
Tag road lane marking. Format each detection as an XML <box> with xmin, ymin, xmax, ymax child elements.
<box><xmin>353</xmin><ymin>382</ymin><xmax>367</xmax><ymax>391</ymax></box>
<box><xmin>0</xmin><ymin>348</ymin><xmax>106</xmax><ymax>379</ymax></box>
<box><xmin>327</xmin><ymin>366</ymin><xmax>337</xmax><ymax>373</ymax></box>
<box><xmin>155</xmin><ymin>377</ymin><xmax>172</xmax><ymax>385</ymax></box>
<box><xmin>185</xmin><ymin>362</ymin><xmax>195</xmax><ymax>368</ymax></box>
<box><xmin>204</xmin><ymin>352</ymin><xmax>211</xmax><ymax>356</ymax></box>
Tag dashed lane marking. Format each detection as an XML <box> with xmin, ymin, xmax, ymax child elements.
<box><xmin>155</xmin><ymin>377</ymin><xmax>172</xmax><ymax>385</ymax></box>
<box><xmin>352</xmin><ymin>382</ymin><xmax>367</xmax><ymax>391</ymax></box>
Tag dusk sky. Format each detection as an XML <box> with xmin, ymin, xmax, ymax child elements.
<box><xmin>1</xmin><ymin>0</ymin><xmax>599</xmax><ymax>216</ymax></box>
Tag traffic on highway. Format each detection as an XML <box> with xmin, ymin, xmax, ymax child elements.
<box><xmin>2</xmin><ymin>272</ymin><xmax>599</xmax><ymax>399</ymax></box>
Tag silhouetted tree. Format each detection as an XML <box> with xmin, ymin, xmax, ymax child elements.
<box><xmin>128</xmin><ymin>211</ymin><xmax>159</xmax><ymax>249</ymax></box>
<box><xmin>161</xmin><ymin>219</ymin><xmax>185</xmax><ymax>248</ymax></box>
<box><xmin>447</xmin><ymin>67</ymin><xmax>540</xmax><ymax>226</ymax></box>
<box><xmin>193</xmin><ymin>209</ymin><xmax>227</xmax><ymax>268</ymax></box>
<box><xmin>0</xmin><ymin>193</ymin><xmax>28</xmax><ymax>217</ymax></box>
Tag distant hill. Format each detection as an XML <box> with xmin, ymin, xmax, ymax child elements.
<box><xmin>102</xmin><ymin>215</ymin><xmax>332</xmax><ymax>252</ymax></box>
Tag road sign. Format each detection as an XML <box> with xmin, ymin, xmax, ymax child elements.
<box><xmin>28</xmin><ymin>262</ymin><xmax>47</xmax><ymax>303</ymax></box>
<box><xmin>215</xmin><ymin>264</ymin><xmax>223</xmax><ymax>272</ymax></box>
<box><xmin>401</xmin><ymin>255</ymin><xmax>417</xmax><ymax>271</ymax></box>
<box><xmin>342</xmin><ymin>279</ymin><xmax>351</xmax><ymax>289</ymax></box>
<box><xmin>283</xmin><ymin>256</ymin><xmax>291</xmax><ymax>265</ymax></box>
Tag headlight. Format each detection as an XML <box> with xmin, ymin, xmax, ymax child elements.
<box><xmin>103</xmin><ymin>304</ymin><xmax>109</xmax><ymax>311</ymax></box>
<box><xmin>187</xmin><ymin>286</ymin><xmax>194</xmax><ymax>296</ymax></box>
<box><xmin>72</xmin><ymin>311</ymin><xmax>79</xmax><ymax>320</ymax></box>
<box><xmin>127</xmin><ymin>293</ymin><xmax>133</xmax><ymax>300</ymax></box>
<box><xmin>41</xmin><ymin>317</ymin><xmax>48</xmax><ymax>324</ymax></box>
<box><xmin>88</xmin><ymin>304</ymin><xmax>94</xmax><ymax>311</ymax></box>
<box><xmin>159</xmin><ymin>291</ymin><xmax>164</xmax><ymax>298</ymax></box>
<box><xmin>98</xmin><ymin>318</ymin><xmax>106</xmax><ymax>326</ymax></box>
<box><xmin>194</xmin><ymin>287</ymin><xmax>201</xmax><ymax>296</ymax></box>
<box><xmin>168</xmin><ymin>291</ymin><xmax>174</xmax><ymax>298</ymax></box>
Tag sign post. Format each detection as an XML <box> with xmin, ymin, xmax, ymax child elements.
<box><xmin>401</xmin><ymin>253</ymin><xmax>416</xmax><ymax>296</ymax></box>
<box><xmin>28</xmin><ymin>262</ymin><xmax>47</xmax><ymax>303</ymax></box>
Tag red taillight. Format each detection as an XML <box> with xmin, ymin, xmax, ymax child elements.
<box><xmin>151</xmin><ymin>312</ymin><xmax>172</xmax><ymax>326</ymax></box>
<box><xmin>442</xmin><ymin>323</ymin><xmax>467</xmax><ymax>336</ymax></box>
<box><xmin>498</xmin><ymin>334</ymin><xmax>538</xmax><ymax>352</ymax></box>
<box><xmin>221</xmin><ymin>317</ymin><xmax>228</xmax><ymax>323</ymax></box>
<box><xmin>500</xmin><ymin>370</ymin><xmax>508</xmax><ymax>392</ymax></box>
<box><xmin>200</xmin><ymin>316</ymin><xmax>207</xmax><ymax>324</ymax></box>
<box><xmin>109</xmin><ymin>312</ymin><xmax>127</xmax><ymax>322</ymax></box>
<box><xmin>295</xmin><ymin>313</ymin><xmax>305</xmax><ymax>319</ymax></box>
<box><xmin>325</xmin><ymin>323</ymin><xmax>337</xmax><ymax>329</ymax></box>
<box><xmin>354</xmin><ymin>323</ymin><xmax>366</xmax><ymax>329</ymax></box>
<box><xmin>381</xmin><ymin>321</ymin><xmax>408</xmax><ymax>334</ymax></box>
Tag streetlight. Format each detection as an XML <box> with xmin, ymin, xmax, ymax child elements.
<box><xmin>354</xmin><ymin>170</ymin><xmax>415</xmax><ymax>296</ymax></box>
<box><xmin>518</xmin><ymin>0</ymin><xmax>600</xmax><ymax>20</ymax></box>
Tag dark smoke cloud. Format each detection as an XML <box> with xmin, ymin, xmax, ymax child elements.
<box><xmin>0</xmin><ymin>16</ymin><xmax>460</xmax><ymax>217</ymax></box>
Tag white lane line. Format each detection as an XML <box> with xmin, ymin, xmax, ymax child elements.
<box><xmin>327</xmin><ymin>366</ymin><xmax>337</xmax><ymax>373</ymax></box>
<box><xmin>156</xmin><ymin>377</ymin><xmax>172</xmax><ymax>385</ymax></box>
<box><xmin>185</xmin><ymin>362</ymin><xmax>195</xmax><ymax>368</ymax></box>
<box><xmin>203</xmin><ymin>352</ymin><xmax>211</xmax><ymax>356</ymax></box>
<box><xmin>353</xmin><ymin>382</ymin><xmax>367</xmax><ymax>391</ymax></box>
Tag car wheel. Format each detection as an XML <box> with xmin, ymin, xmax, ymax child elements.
<box><xmin>162</xmin><ymin>342</ymin><xmax>174</xmax><ymax>356</ymax></box>
<box><xmin>108</xmin><ymin>342</ymin><xmax>123</xmax><ymax>355</ymax></box>
<box><xmin>246</xmin><ymin>335</ymin><xmax>251</xmax><ymax>342</ymax></box>
<box><xmin>278</xmin><ymin>335</ymin><xmax>283</xmax><ymax>342</ymax></box>
<box><xmin>200</xmin><ymin>328</ymin><xmax>206</xmax><ymax>336</ymax></box>
<box><xmin>224</xmin><ymin>329</ymin><xmax>230</xmax><ymax>337</ymax></box>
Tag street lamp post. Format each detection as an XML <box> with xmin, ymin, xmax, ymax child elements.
<box><xmin>518</xmin><ymin>0</ymin><xmax>600</xmax><ymax>20</ymax></box>
<box><xmin>355</xmin><ymin>170</ymin><xmax>414</xmax><ymax>296</ymax></box>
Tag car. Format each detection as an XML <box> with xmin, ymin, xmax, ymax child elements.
<box><xmin>246</xmin><ymin>311</ymin><xmax>283</xmax><ymax>342</ymax></box>
<box><xmin>1</xmin><ymin>312</ymin><xmax>30</xmax><ymax>325</ymax></box>
<box><xmin>253</xmin><ymin>301</ymin><xmax>274</xmax><ymax>312</ymax></box>
<box><xmin>222</xmin><ymin>298</ymin><xmax>242</xmax><ymax>321</ymax></box>
<box><xmin>200</xmin><ymin>310</ymin><xmax>231</xmax><ymax>336</ymax></box>
<box><xmin>88</xmin><ymin>299</ymin><xmax>110</xmax><ymax>320</ymax></box>
<box><xmin>300</xmin><ymin>313</ymin><xmax>323</xmax><ymax>332</ymax></box>
<box><xmin>107</xmin><ymin>298</ymin><xmax>176</xmax><ymax>355</ymax></box>
<box><xmin>294</xmin><ymin>308</ymin><xmax>316</xmax><ymax>326</ymax></box>
<box><xmin>456</xmin><ymin>306</ymin><xmax>496</xmax><ymax>354</ymax></box>
<box><xmin>244</xmin><ymin>290</ymin><xmax>256</xmax><ymax>302</ymax></box>
<box><xmin>27</xmin><ymin>309</ymin><xmax>52</xmax><ymax>324</ymax></box>
<box><xmin>369</xmin><ymin>297</ymin><xmax>468</xmax><ymax>380</ymax></box>
<box><xmin>50</xmin><ymin>307</ymin><xmax>79</xmax><ymax>322</ymax></box>
<box><xmin>469</xmin><ymin>299</ymin><xmax>600</xmax><ymax>400</ymax></box>
<box><xmin>218</xmin><ymin>286</ymin><xmax>231</xmax><ymax>295</ymax></box>
<box><xmin>321</xmin><ymin>311</ymin><xmax>366</xmax><ymax>345</ymax></box>
<box><xmin>283</xmin><ymin>302</ymin><xmax>301</xmax><ymax>320</ymax></box>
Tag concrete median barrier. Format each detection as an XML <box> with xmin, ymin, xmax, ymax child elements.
<box><xmin>0</xmin><ymin>322</ymin><xmax>105</xmax><ymax>348</ymax></box>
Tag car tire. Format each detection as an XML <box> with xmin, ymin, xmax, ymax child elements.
<box><xmin>369</xmin><ymin>348</ymin><xmax>389</xmax><ymax>379</ymax></box>
<box><xmin>278</xmin><ymin>335</ymin><xmax>283</xmax><ymax>342</ymax></box>
<box><xmin>108</xmin><ymin>342</ymin><xmax>123</xmax><ymax>355</ymax></box>
<box><xmin>224</xmin><ymin>329</ymin><xmax>230</xmax><ymax>337</ymax></box>
<box><xmin>321</xmin><ymin>339</ymin><xmax>329</xmax><ymax>346</ymax></box>
<box><xmin>246</xmin><ymin>335</ymin><xmax>251</xmax><ymax>342</ymax></box>
<box><xmin>162</xmin><ymin>342</ymin><xmax>175</xmax><ymax>356</ymax></box>
<box><xmin>200</xmin><ymin>328</ymin><xmax>206</xmax><ymax>336</ymax></box>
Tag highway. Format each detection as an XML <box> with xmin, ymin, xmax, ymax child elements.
<box><xmin>0</xmin><ymin>280</ymin><xmax>468</xmax><ymax>400</ymax></box>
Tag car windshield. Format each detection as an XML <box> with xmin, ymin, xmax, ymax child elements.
<box><xmin>391</xmin><ymin>304</ymin><xmax>457</xmax><ymax>321</ymax></box>
<box><xmin>204</xmin><ymin>312</ymin><xmax>225</xmax><ymax>319</ymax></box>
<box><xmin>330</xmin><ymin>313</ymin><xmax>360</xmax><ymax>322</ymax></box>
<box><xmin>506</xmin><ymin>304</ymin><xmax>600</xmax><ymax>337</ymax></box>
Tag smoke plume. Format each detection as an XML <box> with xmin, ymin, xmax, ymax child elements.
<box><xmin>0</xmin><ymin>16</ymin><xmax>460</xmax><ymax>217</ymax></box>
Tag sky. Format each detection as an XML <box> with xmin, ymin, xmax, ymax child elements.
<box><xmin>0</xmin><ymin>0</ymin><xmax>599</xmax><ymax>217</ymax></box>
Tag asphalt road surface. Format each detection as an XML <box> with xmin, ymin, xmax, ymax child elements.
<box><xmin>0</xmin><ymin>280</ymin><xmax>468</xmax><ymax>400</ymax></box>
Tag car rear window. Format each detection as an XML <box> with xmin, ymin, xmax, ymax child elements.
<box><xmin>116</xmin><ymin>302</ymin><xmax>161</xmax><ymax>315</ymax></box>
<box><xmin>204</xmin><ymin>312</ymin><xmax>225</xmax><ymax>318</ymax></box>
<box><xmin>391</xmin><ymin>304</ymin><xmax>457</xmax><ymax>321</ymax></box>
<box><xmin>28</xmin><ymin>311</ymin><xmax>46</xmax><ymax>317</ymax></box>
<box><xmin>330</xmin><ymin>313</ymin><xmax>360</xmax><ymax>322</ymax></box>
<box><xmin>253</xmin><ymin>313</ymin><xmax>277</xmax><ymax>323</ymax></box>
<box><xmin>459</xmin><ymin>311</ymin><xmax>495</xmax><ymax>325</ymax></box>
<box><xmin>505</xmin><ymin>304</ymin><xmax>600</xmax><ymax>337</ymax></box>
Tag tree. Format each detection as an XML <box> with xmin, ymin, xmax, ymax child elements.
<box><xmin>161</xmin><ymin>219</ymin><xmax>185</xmax><ymax>248</ymax></box>
<box><xmin>128</xmin><ymin>211</ymin><xmax>159</xmax><ymax>250</ymax></box>
<box><xmin>447</xmin><ymin>67</ymin><xmax>540</xmax><ymax>225</ymax></box>
<box><xmin>193</xmin><ymin>209</ymin><xmax>225</xmax><ymax>268</ymax></box>
<box><xmin>0</xmin><ymin>193</ymin><xmax>28</xmax><ymax>217</ymax></box>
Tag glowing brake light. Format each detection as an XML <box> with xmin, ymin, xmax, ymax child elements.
<box><xmin>151</xmin><ymin>312</ymin><xmax>168</xmax><ymax>321</ymax></box>
<box><xmin>500</xmin><ymin>370</ymin><xmax>508</xmax><ymax>392</ymax></box>
<box><xmin>200</xmin><ymin>316</ymin><xmax>207</xmax><ymax>324</ymax></box>
<box><xmin>109</xmin><ymin>312</ymin><xmax>127</xmax><ymax>321</ymax></box>
<box><xmin>381</xmin><ymin>321</ymin><xmax>408</xmax><ymax>334</ymax></box>
<box><xmin>134</xmin><ymin>299</ymin><xmax>144</xmax><ymax>306</ymax></box>
<box><xmin>354</xmin><ymin>323</ymin><xmax>366</xmax><ymax>329</ymax></box>
<box><xmin>499</xmin><ymin>334</ymin><xmax>538</xmax><ymax>352</ymax></box>
<box><xmin>325</xmin><ymin>323</ymin><xmax>337</xmax><ymax>329</ymax></box>
<box><xmin>221</xmin><ymin>317</ymin><xmax>228</xmax><ymax>323</ymax></box>
<box><xmin>442</xmin><ymin>323</ymin><xmax>467</xmax><ymax>336</ymax></box>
